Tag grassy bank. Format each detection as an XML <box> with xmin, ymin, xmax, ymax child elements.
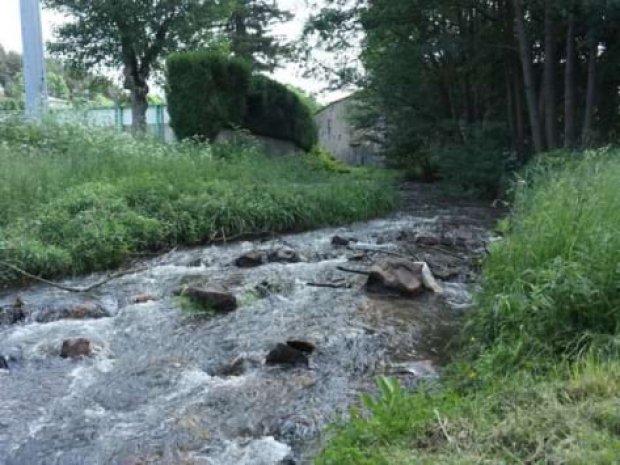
<box><xmin>0</xmin><ymin>120</ymin><xmax>397</xmax><ymax>285</ymax></box>
<box><xmin>318</xmin><ymin>150</ymin><xmax>620</xmax><ymax>464</ymax></box>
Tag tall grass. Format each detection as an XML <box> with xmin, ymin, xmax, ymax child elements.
<box><xmin>317</xmin><ymin>150</ymin><xmax>620</xmax><ymax>464</ymax></box>
<box><xmin>0</xmin><ymin>120</ymin><xmax>397</xmax><ymax>285</ymax></box>
<box><xmin>468</xmin><ymin>150</ymin><xmax>620</xmax><ymax>372</ymax></box>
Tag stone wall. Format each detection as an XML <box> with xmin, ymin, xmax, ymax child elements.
<box><xmin>314</xmin><ymin>97</ymin><xmax>383</xmax><ymax>166</ymax></box>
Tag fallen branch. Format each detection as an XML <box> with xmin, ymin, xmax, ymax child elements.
<box><xmin>0</xmin><ymin>261</ymin><xmax>147</xmax><ymax>293</ymax></box>
<box><xmin>336</xmin><ymin>265</ymin><xmax>372</xmax><ymax>276</ymax></box>
<box><xmin>348</xmin><ymin>246</ymin><xmax>409</xmax><ymax>258</ymax></box>
<box><xmin>307</xmin><ymin>282</ymin><xmax>350</xmax><ymax>289</ymax></box>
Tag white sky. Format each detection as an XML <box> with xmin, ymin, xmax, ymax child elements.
<box><xmin>0</xmin><ymin>0</ymin><xmax>350</xmax><ymax>103</ymax></box>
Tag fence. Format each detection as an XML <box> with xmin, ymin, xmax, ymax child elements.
<box><xmin>0</xmin><ymin>104</ymin><xmax>175</xmax><ymax>142</ymax></box>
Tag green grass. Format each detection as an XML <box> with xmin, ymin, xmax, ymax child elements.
<box><xmin>317</xmin><ymin>149</ymin><xmax>620</xmax><ymax>464</ymax></box>
<box><xmin>0</xmin><ymin>119</ymin><xmax>397</xmax><ymax>285</ymax></box>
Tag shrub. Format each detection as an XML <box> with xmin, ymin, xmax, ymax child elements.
<box><xmin>166</xmin><ymin>52</ymin><xmax>318</xmax><ymax>150</ymax></box>
<box><xmin>166</xmin><ymin>50</ymin><xmax>251</xmax><ymax>140</ymax></box>
<box><xmin>245</xmin><ymin>75</ymin><xmax>318</xmax><ymax>151</ymax></box>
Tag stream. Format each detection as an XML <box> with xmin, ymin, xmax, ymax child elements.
<box><xmin>0</xmin><ymin>184</ymin><xmax>500</xmax><ymax>465</ymax></box>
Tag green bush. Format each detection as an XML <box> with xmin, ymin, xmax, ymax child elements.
<box><xmin>166</xmin><ymin>50</ymin><xmax>251</xmax><ymax>141</ymax></box>
<box><xmin>166</xmin><ymin>52</ymin><xmax>318</xmax><ymax>150</ymax></box>
<box><xmin>0</xmin><ymin>120</ymin><xmax>396</xmax><ymax>285</ymax></box>
<box><xmin>245</xmin><ymin>75</ymin><xmax>318</xmax><ymax>151</ymax></box>
<box><xmin>435</xmin><ymin>126</ymin><xmax>510</xmax><ymax>198</ymax></box>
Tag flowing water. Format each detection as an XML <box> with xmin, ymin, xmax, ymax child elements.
<box><xmin>0</xmin><ymin>184</ymin><xmax>500</xmax><ymax>465</ymax></box>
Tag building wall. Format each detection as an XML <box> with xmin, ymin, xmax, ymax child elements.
<box><xmin>314</xmin><ymin>97</ymin><xmax>382</xmax><ymax>166</ymax></box>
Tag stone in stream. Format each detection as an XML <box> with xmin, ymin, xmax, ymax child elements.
<box><xmin>0</xmin><ymin>300</ymin><xmax>26</xmax><ymax>326</ymax></box>
<box><xmin>266</xmin><ymin>340</ymin><xmax>315</xmax><ymax>368</ymax></box>
<box><xmin>0</xmin><ymin>355</ymin><xmax>8</xmax><ymax>370</ymax></box>
<box><xmin>268</xmin><ymin>247</ymin><xmax>301</xmax><ymax>264</ymax></box>
<box><xmin>366</xmin><ymin>259</ymin><xmax>443</xmax><ymax>296</ymax></box>
<box><xmin>60</xmin><ymin>338</ymin><xmax>94</xmax><ymax>359</ymax></box>
<box><xmin>331</xmin><ymin>235</ymin><xmax>358</xmax><ymax>247</ymax></box>
<box><xmin>218</xmin><ymin>356</ymin><xmax>261</xmax><ymax>377</ymax></box>
<box><xmin>130</xmin><ymin>293</ymin><xmax>158</xmax><ymax>304</ymax></box>
<box><xmin>175</xmin><ymin>284</ymin><xmax>237</xmax><ymax>313</ymax></box>
<box><xmin>32</xmin><ymin>300</ymin><xmax>110</xmax><ymax>323</ymax></box>
<box><xmin>235</xmin><ymin>250</ymin><xmax>267</xmax><ymax>268</ymax></box>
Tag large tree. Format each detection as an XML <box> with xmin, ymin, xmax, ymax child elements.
<box><xmin>224</xmin><ymin>0</ymin><xmax>292</xmax><ymax>71</ymax></box>
<box><xmin>304</xmin><ymin>0</ymin><xmax>620</xmax><ymax>164</ymax></box>
<box><xmin>45</xmin><ymin>0</ymin><xmax>231</xmax><ymax>132</ymax></box>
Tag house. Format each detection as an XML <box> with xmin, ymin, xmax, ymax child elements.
<box><xmin>314</xmin><ymin>95</ymin><xmax>383</xmax><ymax>166</ymax></box>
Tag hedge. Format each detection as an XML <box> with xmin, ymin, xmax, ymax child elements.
<box><xmin>166</xmin><ymin>51</ymin><xmax>251</xmax><ymax>141</ymax></box>
<box><xmin>166</xmin><ymin>52</ymin><xmax>318</xmax><ymax>150</ymax></box>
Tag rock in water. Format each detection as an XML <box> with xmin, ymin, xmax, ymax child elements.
<box><xmin>331</xmin><ymin>235</ymin><xmax>357</xmax><ymax>247</ymax></box>
<box><xmin>60</xmin><ymin>338</ymin><xmax>93</xmax><ymax>359</ymax></box>
<box><xmin>0</xmin><ymin>355</ymin><xmax>8</xmax><ymax>370</ymax></box>
<box><xmin>0</xmin><ymin>301</ymin><xmax>25</xmax><ymax>326</ymax></box>
<box><xmin>235</xmin><ymin>251</ymin><xmax>267</xmax><ymax>268</ymax></box>
<box><xmin>366</xmin><ymin>259</ymin><xmax>442</xmax><ymax>296</ymax></box>
<box><xmin>33</xmin><ymin>300</ymin><xmax>110</xmax><ymax>323</ymax></box>
<box><xmin>266</xmin><ymin>343</ymin><xmax>310</xmax><ymax>367</ymax></box>
<box><xmin>286</xmin><ymin>340</ymin><xmax>316</xmax><ymax>354</ymax></box>
<box><xmin>175</xmin><ymin>285</ymin><xmax>238</xmax><ymax>313</ymax></box>
<box><xmin>268</xmin><ymin>247</ymin><xmax>301</xmax><ymax>264</ymax></box>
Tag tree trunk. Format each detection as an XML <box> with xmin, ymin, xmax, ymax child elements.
<box><xmin>123</xmin><ymin>64</ymin><xmax>149</xmax><ymax>134</ymax></box>
<box><xmin>512</xmin><ymin>0</ymin><xmax>544</xmax><ymax>153</ymax></box>
<box><xmin>582</xmin><ymin>32</ymin><xmax>598</xmax><ymax>147</ymax></box>
<box><xmin>543</xmin><ymin>0</ymin><xmax>558</xmax><ymax>149</ymax></box>
<box><xmin>130</xmin><ymin>84</ymin><xmax>149</xmax><ymax>134</ymax></box>
<box><xmin>564</xmin><ymin>10</ymin><xmax>577</xmax><ymax>149</ymax></box>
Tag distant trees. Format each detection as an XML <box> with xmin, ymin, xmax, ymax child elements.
<box><xmin>305</xmin><ymin>0</ymin><xmax>620</xmax><ymax>169</ymax></box>
<box><xmin>0</xmin><ymin>44</ymin><xmax>121</xmax><ymax>107</ymax></box>
<box><xmin>224</xmin><ymin>0</ymin><xmax>293</xmax><ymax>71</ymax></box>
<box><xmin>44</xmin><ymin>0</ymin><xmax>231</xmax><ymax>132</ymax></box>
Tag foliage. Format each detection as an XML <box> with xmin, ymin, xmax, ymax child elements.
<box><xmin>44</xmin><ymin>0</ymin><xmax>232</xmax><ymax>130</ymax></box>
<box><xmin>166</xmin><ymin>50</ymin><xmax>251</xmax><ymax>141</ymax></box>
<box><xmin>318</xmin><ymin>360</ymin><xmax>620</xmax><ymax>465</ymax></box>
<box><xmin>318</xmin><ymin>151</ymin><xmax>620</xmax><ymax>463</ymax></box>
<box><xmin>224</xmin><ymin>0</ymin><xmax>293</xmax><ymax>71</ymax></box>
<box><xmin>435</xmin><ymin>127</ymin><xmax>511</xmax><ymax>198</ymax></box>
<box><xmin>0</xmin><ymin>119</ymin><xmax>396</xmax><ymax>285</ymax></box>
<box><xmin>245</xmin><ymin>74</ymin><xmax>318</xmax><ymax>150</ymax></box>
<box><xmin>467</xmin><ymin>150</ymin><xmax>620</xmax><ymax>370</ymax></box>
<box><xmin>166</xmin><ymin>52</ymin><xmax>318</xmax><ymax>150</ymax></box>
<box><xmin>303</xmin><ymin>0</ymin><xmax>620</xmax><ymax>191</ymax></box>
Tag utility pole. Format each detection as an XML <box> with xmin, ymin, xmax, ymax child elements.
<box><xmin>20</xmin><ymin>0</ymin><xmax>48</xmax><ymax>119</ymax></box>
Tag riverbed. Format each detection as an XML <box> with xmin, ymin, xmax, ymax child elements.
<box><xmin>0</xmin><ymin>184</ymin><xmax>500</xmax><ymax>465</ymax></box>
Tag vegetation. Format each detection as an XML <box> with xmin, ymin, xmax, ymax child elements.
<box><xmin>0</xmin><ymin>45</ymin><xmax>122</xmax><ymax>108</ymax></box>
<box><xmin>166</xmin><ymin>51</ymin><xmax>251</xmax><ymax>141</ymax></box>
<box><xmin>166</xmin><ymin>52</ymin><xmax>318</xmax><ymax>150</ymax></box>
<box><xmin>44</xmin><ymin>0</ymin><xmax>232</xmax><ymax>132</ymax></box>
<box><xmin>0</xmin><ymin>120</ymin><xmax>395</xmax><ymax>286</ymax></box>
<box><xmin>245</xmin><ymin>74</ymin><xmax>318</xmax><ymax>151</ymax></box>
<box><xmin>224</xmin><ymin>0</ymin><xmax>293</xmax><ymax>72</ymax></box>
<box><xmin>317</xmin><ymin>151</ymin><xmax>620</xmax><ymax>464</ymax></box>
<box><xmin>304</xmin><ymin>0</ymin><xmax>620</xmax><ymax>193</ymax></box>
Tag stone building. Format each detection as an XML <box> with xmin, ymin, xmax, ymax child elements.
<box><xmin>314</xmin><ymin>95</ymin><xmax>382</xmax><ymax>166</ymax></box>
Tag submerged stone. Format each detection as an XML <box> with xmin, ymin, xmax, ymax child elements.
<box><xmin>266</xmin><ymin>343</ymin><xmax>310</xmax><ymax>367</ymax></box>
<box><xmin>61</xmin><ymin>338</ymin><xmax>94</xmax><ymax>359</ymax></box>
<box><xmin>235</xmin><ymin>251</ymin><xmax>267</xmax><ymax>268</ymax></box>
<box><xmin>175</xmin><ymin>285</ymin><xmax>238</xmax><ymax>313</ymax></box>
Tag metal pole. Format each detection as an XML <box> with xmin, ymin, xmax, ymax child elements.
<box><xmin>20</xmin><ymin>0</ymin><xmax>48</xmax><ymax>119</ymax></box>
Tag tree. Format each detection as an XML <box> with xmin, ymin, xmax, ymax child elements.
<box><xmin>225</xmin><ymin>0</ymin><xmax>292</xmax><ymax>71</ymax></box>
<box><xmin>44</xmin><ymin>0</ymin><xmax>231</xmax><ymax>132</ymax></box>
